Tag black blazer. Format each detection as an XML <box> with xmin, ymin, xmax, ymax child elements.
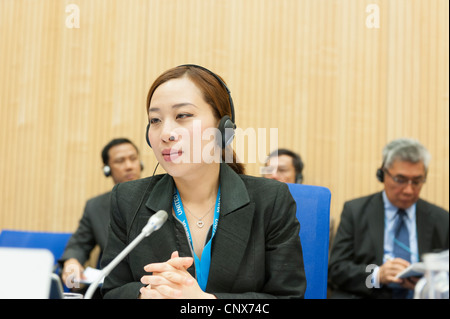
<box><xmin>60</xmin><ymin>191</ymin><xmax>110</xmax><ymax>266</ymax></box>
<box><xmin>328</xmin><ymin>192</ymin><xmax>449</xmax><ymax>298</ymax></box>
<box><xmin>101</xmin><ymin>163</ymin><xmax>306</xmax><ymax>299</ymax></box>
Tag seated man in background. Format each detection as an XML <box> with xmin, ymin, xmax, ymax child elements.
<box><xmin>328</xmin><ymin>138</ymin><xmax>449</xmax><ymax>299</ymax></box>
<box><xmin>262</xmin><ymin>148</ymin><xmax>304</xmax><ymax>184</ymax></box>
<box><xmin>59</xmin><ymin>138</ymin><xmax>143</xmax><ymax>295</ymax></box>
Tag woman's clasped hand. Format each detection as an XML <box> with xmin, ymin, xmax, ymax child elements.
<box><xmin>139</xmin><ymin>251</ymin><xmax>216</xmax><ymax>299</ymax></box>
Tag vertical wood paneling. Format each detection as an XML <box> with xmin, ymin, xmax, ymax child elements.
<box><xmin>0</xmin><ymin>0</ymin><xmax>448</xmax><ymax>233</ymax></box>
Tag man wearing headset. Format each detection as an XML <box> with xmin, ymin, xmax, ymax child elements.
<box><xmin>329</xmin><ymin>138</ymin><xmax>449</xmax><ymax>299</ymax></box>
<box><xmin>60</xmin><ymin>138</ymin><xmax>143</xmax><ymax>295</ymax></box>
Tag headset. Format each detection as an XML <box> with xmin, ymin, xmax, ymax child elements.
<box><xmin>376</xmin><ymin>161</ymin><xmax>385</xmax><ymax>182</ymax></box>
<box><xmin>295</xmin><ymin>156</ymin><xmax>304</xmax><ymax>184</ymax></box>
<box><xmin>103</xmin><ymin>161</ymin><xmax>144</xmax><ymax>177</ymax></box>
<box><xmin>103</xmin><ymin>165</ymin><xmax>112</xmax><ymax>177</ymax></box>
<box><xmin>146</xmin><ymin>64</ymin><xmax>236</xmax><ymax>149</ymax></box>
<box><xmin>296</xmin><ymin>172</ymin><xmax>304</xmax><ymax>184</ymax></box>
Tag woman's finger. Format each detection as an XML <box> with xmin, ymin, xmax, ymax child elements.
<box><xmin>154</xmin><ymin>284</ymin><xmax>183</xmax><ymax>299</ymax></box>
<box><xmin>166</xmin><ymin>256</ymin><xmax>194</xmax><ymax>270</ymax></box>
<box><xmin>144</xmin><ymin>257</ymin><xmax>193</xmax><ymax>273</ymax></box>
<box><xmin>139</xmin><ymin>285</ymin><xmax>164</xmax><ymax>299</ymax></box>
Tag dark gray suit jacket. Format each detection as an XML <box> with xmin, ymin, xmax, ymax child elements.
<box><xmin>328</xmin><ymin>192</ymin><xmax>449</xmax><ymax>298</ymax></box>
<box><xmin>60</xmin><ymin>192</ymin><xmax>110</xmax><ymax>266</ymax></box>
<box><xmin>101</xmin><ymin>163</ymin><xmax>306</xmax><ymax>299</ymax></box>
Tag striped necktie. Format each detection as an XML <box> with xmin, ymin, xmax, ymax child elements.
<box><xmin>393</xmin><ymin>209</ymin><xmax>411</xmax><ymax>262</ymax></box>
<box><xmin>392</xmin><ymin>209</ymin><xmax>413</xmax><ymax>299</ymax></box>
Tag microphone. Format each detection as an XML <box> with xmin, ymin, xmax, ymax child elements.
<box><xmin>84</xmin><ymin>210</ymin><xmax>168</xmax><ymax>299</ymax></box>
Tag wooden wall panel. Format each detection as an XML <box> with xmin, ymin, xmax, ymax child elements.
<box><xmin>0</xmin><ymin>0</ymin><xmax>448</xmax><ymax>234</ymax></box>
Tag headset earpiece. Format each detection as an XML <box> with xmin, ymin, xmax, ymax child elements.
<box><xmin>218</xmin><ymin>115</ymin><xmax>236</xmax><ymax>148</ymax></box>
<box><xmin>376</xmin><ymin>168</ymin><xmax>384</xmax><ymax>182</ymax></box>
<box><xmin>103</xmin><ymin>165</ymin><xmax>111</xmax><ymax>177</ymax></box>
<box><xmin>376</xmin><ymin>159</ymin><xmax>385</xmax><ymax>182</ymax></box>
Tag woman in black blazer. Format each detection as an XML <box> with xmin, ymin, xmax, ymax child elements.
<box><xmin>101</xmin><ymin>65</ymin><xmax>306</xmax><ymax>299</ymax></box>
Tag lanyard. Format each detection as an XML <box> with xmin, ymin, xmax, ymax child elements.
<box><xmin>172</xmin><ymin>186</ymin><xmax>220</xmax><ymax>291</ymax></box>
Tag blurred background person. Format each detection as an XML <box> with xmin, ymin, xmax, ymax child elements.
<box><xmin>59</xmin><ymin>138</ymin><xmax>143</xmax><ymax>296</ymax></box>
<box><xmin>328</xmin><ymin>138</ymin><xmax>449</xmax><ymax>299</ymax></box>
<box><xmin>262</xmin><ymin>148</ymin><xmax>304</xmax><ymax>184</ymax></box>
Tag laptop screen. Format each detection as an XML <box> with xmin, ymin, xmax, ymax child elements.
<box><xmin>0</xmin><ymin>247</ymin><xmax>54</xmax><ymax>298</ymax></box>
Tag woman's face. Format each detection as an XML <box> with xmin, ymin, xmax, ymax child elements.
<box><xmin>147</xmin><ymin>76</ymin><xmax>220</xmax><ymax>178</ymax></box>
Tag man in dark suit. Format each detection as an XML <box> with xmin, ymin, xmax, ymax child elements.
<box><xmin>60</xmin><ymin>138</ymin><xmax>143</xmax><ymax>290</ymax></box>
<box><xmin>328</xmin><ymin>138</ymin><xmax>449</xmax><ymax>299</ymax></box>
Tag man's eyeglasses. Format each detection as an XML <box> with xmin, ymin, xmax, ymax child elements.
<box><xmin>383</xmin><ymin>169</ymin><xmax>426</xmax><ymax>188</ymax></box>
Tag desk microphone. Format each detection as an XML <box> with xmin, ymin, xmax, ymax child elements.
<box><xmin>84</xmin><ymin>210</ymin><xmax>168</xmax><ymax>299</ymax></box>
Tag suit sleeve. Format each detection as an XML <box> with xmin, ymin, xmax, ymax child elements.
<box><xmin>328</xmin><ymin>201</ymin><xmax>374</xmax><ymax>296</ymax></box>
<box><xmin>59</xmin><ymin>201</ymin><xmax>97</xmax><ymax>266</ymax></box>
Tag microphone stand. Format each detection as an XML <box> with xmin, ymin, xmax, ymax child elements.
<box><xmin>84</xmin><ymin>210</ymin><xmax>168</xmax><ymax>299</ymax></box>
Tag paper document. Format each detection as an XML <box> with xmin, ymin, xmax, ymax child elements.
<box><xmin>396</xmin><ymin>262</ymin><xmax>426</xmax><ymax>279</ymax></box>
<box><xmin>80</xmin><ymin>267</ymin><xmax>104</xmax><ymax>285</ymax></box>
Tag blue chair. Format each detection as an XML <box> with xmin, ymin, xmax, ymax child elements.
<box><xmin>0</xmin><ymin>229</ymin><xmax>72</xmax><ymax>267</ymax></box>
<box><xmin>288</xmin><ymin>183</ymin><xmax>331</xmax><ymax>299</ymax></box>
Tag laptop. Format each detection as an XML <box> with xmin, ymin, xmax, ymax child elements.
<box><xmin>0</xmin><ymin>247</ymin><xmax>54</xmax><ymax>298</ymax></box>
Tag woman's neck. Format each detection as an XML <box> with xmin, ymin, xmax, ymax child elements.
<box><xmin>173</xmin><ymin>164</ymin><xmax>220</xmax><ymax>205</ymax></box>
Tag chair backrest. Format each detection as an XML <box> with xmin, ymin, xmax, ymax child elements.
<box><xmin>287</xmin><ymin>183</ymin><xmax>331</xmax><ymax>299</ymax></box>
<box><xmin>0</xmin><ymin>229</ymin><xmax>72</xmax><ymax>264</ymax></box>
